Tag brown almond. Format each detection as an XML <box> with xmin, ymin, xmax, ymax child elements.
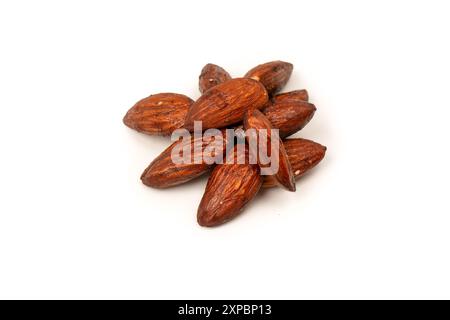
<box><xmin>263</xmin><ymin>138</ymin><xmax>327</xmax><ymax>188</ymax></box>
<box><xmin>184</xmin><ymin>78</ymin><xmax>268</xmax><ymax>131</ymax></box>
<box><xmin>197</xmin><ymin>144</ymin><xmax>262</xmax><ymax>227</ymax></box>
<box><xmin>123</xmin><ymin>93</ymin><xmax>193</xmax><ymax>136</ymax></box>
<box><xmin>141</xmin><ymin>131</ymin><xmax>229</xmax><ymax>188</ymax></box>
<box><xmin>263</xmin><ymin>100</ymin><xmax>316</xmax><ymax>138</ymax></box>
<box><xmin>244</xmin><ymin>61</ymin><xmax>293</xmax><ymax>95</ymax></box>
<box><xmin>199</xmin><ymin>63</ymin><xmax>231</xmax><ymax>94</ymax></box>
<box><xmin>272</xmin><ymin>89</ymin><xmax>309</xmax><ymax>103</ymax></box>
<box><xmin>243</xmin><ymin>109</ymin><xmax>296</xmax><ymax>191</ymax></box>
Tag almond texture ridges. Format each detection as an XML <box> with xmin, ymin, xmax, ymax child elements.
<box><xmin>263</xmin><ymin>100</ymin><xmax>316</xmax><ymax>138</ymax></box>
<box><xmin>199</xmin><ymin>63</ymin><xmax>231</xmax><ymax>94</ymax></box>
<box><xmin>197</xmin><ymin>145</ymin><xmax>262</xmax><ymax>227</ymax></box>
<box><xmin>123</xmin><ymin>93</ymin><xmax>193</xmax><ymax>136</ymax></box>
<box><xmin>244</xmin><ymin>60</ymin><xmax>293</xmax><ymax>95</ymax></box>
<box><xmin>141</xmin><ymin>132</ymin><xmax>229</xmax><ymax>188</ymax></box>
<box><xmin>272</xmin><ymin>89</ymin><xmax>309</xmax><ymax>103</ymax></box>
<box><xmin>243</xmin><ymin>109</ymin><xmax>296</xmax><ymax>191</ymax></box>
<box><xmin>263</xmin><ymin>138</ymin><xmax>327</xmax><ymax>188</ymax></box>
<box><xmin>184</xmin><ymin>78</ymin><xmax>268</xmax><ymax>131</ymax></box>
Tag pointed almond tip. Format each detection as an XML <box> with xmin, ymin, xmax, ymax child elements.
<box><xmin>140</xmin><ymin>165</ymin><xmax>162</xmax><ymax>188</ymax></box>
<box><xmin>272</xmin><ymin>60</ymin><xmax>292</xmax><ymax>66</ymax></box>
<box><xmin>140</xmin><ymin>173</ymin><xmax>153</xmax><ymax>188</ymax></box>
<box><xmin>287</xmin><ymin>181</ymin><xmax>296</xmax><ymax>192</ymax></box>
<box><xmin>141</xmin><ymin>176</ymin><xmax>165</xmax><ymax>189</ymax></box>
<box><xmin>200</xmin><ymin>63</ymin><xmax>214</xmax><ymax>74</ymax></box>
<box><xmin>303</xmin><ymin>90</ymin><xmax>309</xmax><ymax>101</ymax></box>
<box><xmin>140</xmin><ymin>166</ymin><xmax>150</xmax><ymax>182</ymax></box>
<box><xmin>277</xmin><ymin>61</ymin><xmax>293</xmax><ymax>74</ymax></box>
<box><xmin>122</xmin><ymin>111</ymin><xmax>132</xmax><ymax>128</ymax></box>
<box><xmin>314</xmin><ymin>141</ymin><xmax>327</xmax><ymax>154</ymax></box>
<box><xmin>197</xmin><ymin>210</ymin><xmax>217</xmax><ymax>227</ymax></box>
<box><xmin>285</xmin><ymin>61</ymin><xmax>294</xmax><ymax>70</ymax></box>
<box><xmin>197</xmin><ymin>217</ymin><xmax>211</xmax><ymax>227</ymax></box>
<box><xmin>276</xmin><ymin>175</ymin><xmax>296</xmax><ymax>192</ymax></box>
<box><xmin>123</xmin><ymin>105</ymin><xmax>140</xmax><ymax>130</ymax></box>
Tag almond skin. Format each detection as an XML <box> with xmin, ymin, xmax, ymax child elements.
<box><xmin>243</xmin><ymin>109</ymin><xmax>296</xmax><ymax>191</ymax></box>
<box><xmin>263</xmin><ymin>100</ymin><xmax>316</xmax><ymax>138</ymax></box>
<box><xmin>244</xmin><ymin>61</ymin><xmax>293</xmax><ymax>95</ymax></box>
<box><xmin>184</xmin><ymin>78</ymin><xmax>268</xmax><ymax>131</ymax></box>
<box><xmin>272</xmin><ymin>89</ymin><xmax>309</xmax><ymax>103</ymax></box>
<box><xmin>123</xmin><ymin>93</ymin><xmax>193</xmax><ymax>136</ymax></box>
<box><xmin>199</xmin><ymin>63</ymin><xmax>231</xmax><ymax>94</ymax></box>
<box><xmin>141</xmin><ymin>131</ymin><xmax>229</xmax><ymax>188</ymax></box>
<box><xmin>197</xmin><ymin>145</ymin><xmax>262</xmax><ymax>227</ymax></box>
<box><xmin>263</xmin><ymin>138</ymin><xmax>327</xmax><ymax>188</ymax></box>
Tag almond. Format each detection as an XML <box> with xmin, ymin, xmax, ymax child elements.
<box><xmin>184</xmin><ymin>78</ymin><xmax>268</xmax><ymax>131</ymax></box>
<box><xmin>123</xmin><ymin>93</ymin><xmax>193</xmax><ymax>136</ymax></box>
<box><xmin>244</xmin><ymin>61</ymin><xmax>293</xmax><ymax>95</ymax></box>
<box><xmin>141</xmin><ymin>131</ymin><xmax>229</xmax><ymax>188</ymax></box>
<box><xmin>263</xmin><ymin>100</ymin><xmax>316</xmax><ymax>138</ymax></box>
<box><xmin>272</xmin><ymin>89</ymin><xmax>309</xmax><ymax>103</ymax></box>
<box><xmin>263</xmin><ymin>138</ymin><xmax>327</xmax><ymax>188</ymax></box>
<box><xmin>197</xmin><ymin>144</ymin><xmax>262</xmax><ymax>227</ymax></box>
<box><xmin>243</xmin><ymin>109</ymin><xmax>296</xmax><ymax>191</ymax></box>
<box><xmin>199</xmin><ymin>63</ymin><xmax>231</xmax><ymax>94</ymax></box>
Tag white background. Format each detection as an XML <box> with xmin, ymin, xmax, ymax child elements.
<box><xmin>0</xmin><ymin>0</ymin><xmax>449</xmax><ymax>299</ymax></box>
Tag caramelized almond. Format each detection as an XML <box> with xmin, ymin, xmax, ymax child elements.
<box><xmin>245</xmin><ymin>61</ymin><xmax>293</xmax><ymax>95</ymax></box>
<box><xmin>243</xmin><ymin>109</ymin><xmax>296</xmax><ymax>191</ymax></box>
<box><xmin>263</xmin><ymin>138</ymin><xmax>326</xmax><ymax>188</ymax></box>
<box><xmin>199</xmin><ymin>63</ymin><xmax>231</xmax><ymax>94</ymax></box>
<box><xmin>197</xmin><ymin>145</ymin><xmax>262</xmax><ymax>227</ymax></box>
<box><xmin>123</xmin><ymin>93</ymin><xmax>193</xmax><ymax>136</ymax></box>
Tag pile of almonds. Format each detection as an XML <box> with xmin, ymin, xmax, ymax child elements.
<box><xmin>123</xmin><ymin>61</ymin><xmax>326</xmax><ymax>227</ymax></box>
